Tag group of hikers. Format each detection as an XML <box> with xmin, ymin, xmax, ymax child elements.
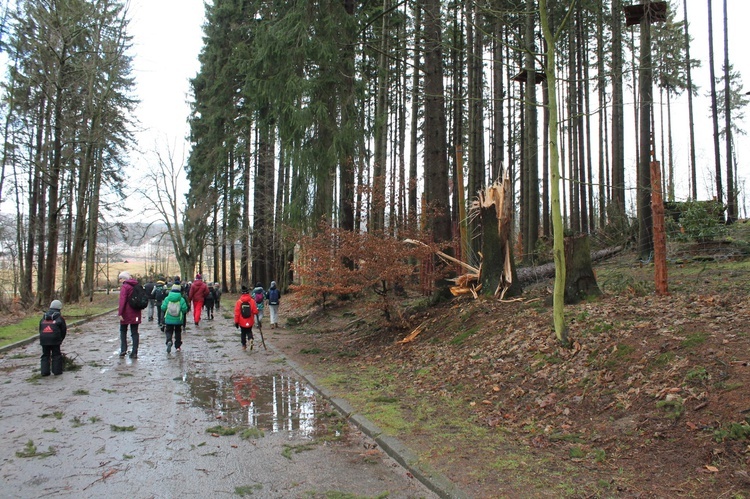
<box><xmin>37</xmin><ymin>273</ymin><xmax>282</xmax><ymax>375</ymax></box>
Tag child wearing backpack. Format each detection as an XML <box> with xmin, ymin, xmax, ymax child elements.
<box><xmin>161</xmin><ymin>284</ymin><xmax>188</xmax><ymax>353</ymax></box>
<box><xmin>234</xmin><ymin>285</ymin><xmax>259</xmax><ymax>351</ymax></box>
<box><xmin>39</xmin><ymin>300</ymin><xmax>67</xmax><ymax>376</ymax></box>
<box><xmin>252</xmin><ymin>282</ymin><xmax>266</xmax><ymax>324</ymax></box>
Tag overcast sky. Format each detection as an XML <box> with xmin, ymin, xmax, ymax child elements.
<box><xmin>125</xmin><ymin>1</ymin><xmax>749</xmax><ymax>214</ymax></box>
<box><xmin>127</xmin><ymin>0</ymin><xmax>205</xmax><ymax>180</ymax></box>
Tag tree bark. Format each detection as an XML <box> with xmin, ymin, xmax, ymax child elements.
<box><xmin>707</xmin><ymin>0</ymin><xmax>723</xmax><ymax>208</ymax></box>
<box><xmin>422</xmin><ymin>0</ymin><xmax>453</xmax><ymax>299</ymax></box>
<box><xmin>637</xmin><ymin>14</ymin><xmax>654</xmax><ymax>259</ymax></box>
<box><xmin>682</xmin><ymin>0</ymin><xmax>697</xmax><ymax>200</ymax></box>
<box><xmin>563</xmin><ymin>234</ymin><xmax>602</xmax><ymax>304</ymax></box>
<box><xmin>611</xmin><ymin>0</ymin><xmax>626</xmax><ymax>219</ymax></box>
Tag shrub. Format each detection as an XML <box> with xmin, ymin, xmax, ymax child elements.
<box><xmin>289</xmin><ymin>223</ymin><xmax>444</xmax><ymax>325</ymax></box>
<box><xmin>668</xmin><ymin>200</ymin><xmax>727</xmax><ymax>242</ymax></box>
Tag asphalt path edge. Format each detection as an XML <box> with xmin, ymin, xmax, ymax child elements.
<box><xmin>279</xmin><ymin>353</ymin><xmax>471</xmax><ymax>499</ymax></box>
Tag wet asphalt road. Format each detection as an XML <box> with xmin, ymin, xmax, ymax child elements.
<box><xmin>0</xmin><ymin>309</ymin><xmax>435</xmax><ymax>498</ymax></box>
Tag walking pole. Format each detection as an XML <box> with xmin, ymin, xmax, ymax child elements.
<box><xmin>256</xmin><ymin>314</ymin><xmax>267</xmax><ymax>350</ymax></box>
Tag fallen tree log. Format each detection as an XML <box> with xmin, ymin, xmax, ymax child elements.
<box><xmin>516</xmin><ymin>245</ymin><xmax>625</xmax><ymax>285</ymax></box>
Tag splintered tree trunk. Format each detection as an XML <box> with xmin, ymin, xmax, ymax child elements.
<box><xmin>478</xmin><ymin>171</ymin><xmax>522</xmax><ymax>299</ymax></box>
<box><xmin>564</xmin><ymin>234</ymin><xmax>602</xmax><ymax>304</ymax></box>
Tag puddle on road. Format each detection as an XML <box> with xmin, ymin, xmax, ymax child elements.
<box><xmin>184</xmin><ymin>372</ymin><xmax>328</xmax><ymax>437</ymax></box>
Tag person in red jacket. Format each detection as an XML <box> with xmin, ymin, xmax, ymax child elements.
<box><xmin>234</xmin><ymin>285</ymin><xmax>259</xmax><ymax>350</ymax></box>
<box><xmin>118</xmin><ymin>271</ymin><xmax>142</xmax><ymax>358</ymax></box>
<box><xmin>188</xmin><ymin>273</ymin><xmax>209</xmax><ymax>326</ymax></box>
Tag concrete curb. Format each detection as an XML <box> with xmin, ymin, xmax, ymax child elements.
<box><xmin>0</xmin><ymin>309</ymin><xmax>118</xmax><ymax>354</ymax></box>
<box><xmin>278</xmin><ymin>353</ymin><xmax>470</xmax><ymax>499</ymax></box>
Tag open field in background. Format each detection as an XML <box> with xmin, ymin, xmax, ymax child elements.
<box><xmin>0</xmin><ymin>292</ymin><xmax>119</xmax><ymax>347</ymax></box>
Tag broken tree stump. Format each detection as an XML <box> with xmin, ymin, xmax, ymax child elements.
<box><xmin>476</xmin><ymin>171</ymin><xmax>522</xmax><ymax>299</ymax></box>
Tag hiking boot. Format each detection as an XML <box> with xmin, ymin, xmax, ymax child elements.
<box><xmin>129</xmin><ymin>352</ymin><xmax>137</xmax><ymax>359</ymax></box>
<box><xmin>119</xmin><ymin>351</ymin><xmax>127</xmax><ymax>358</ymax></box>
<box><xmin>242</xmin><ymin>344</ymin><xmax>247</xmax><ymax>351</ymax></box>
<box><xmin>167</xmin><ymin>341</ymin><xmax>172</xmax><ymax>353</ymax></box>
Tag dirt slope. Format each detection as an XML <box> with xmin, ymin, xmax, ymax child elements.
<box><xmin>271</xmin><ymin>240</ymin><xmax>750</xmax><ymax>498</ymax></box>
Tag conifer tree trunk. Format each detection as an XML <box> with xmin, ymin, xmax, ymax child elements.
<box><xmin>683</xmin><ymin>0</ymin><xmax>698</xmax><ymax>199</ymax></box>
<box><xmin>371</xmin><ymin>0</ymin><xmax>389</xmax><ymax>231</ymax></box>
<box><xmin>707</xmin><ymin>0</ymin><xmax>723</xmax><ymax>208</ymax></box>
<box><xmin>467</xmin><ymin>2</ymin><xmax>484</xmax><ymax>259</ymax></box>
<box><xmin>408</xmin><ymin>2</ymin><xmax>422</xmax><ymax>229</ymax></box>
<box><xmin>722</xmin><ymin>0</ymin><xmax>734</xmax><ymax>222</ymax></box>
<box><xmin>491</xmin><ymin>22</ymin><xmax>504</xmax><ymax>182</ymax></box>
<box><xmin>637</xmin><ymin>14</ymin><xmax>654</xmax><ymax>259</ymax></box>
<box><xmin>523</xmin><ymin>6</ymin><xmax>538</xmax><ymax>262</ymax></box>
<box><xmin>597</xmin><ymin>4</ymin><xmax>607</xmax><ymax>229</ymax></box>
<box><xmin>611</xmin><ymin>0</ymin><xmax>626</xmax><ymax>218</ymax></box>
<box><xmin>422</xmin><ymin>0</ymin><xmax>453</xmax><ymax>298</ymax></box>
<box><xmin>408</xmin><ymin>3</ymin><xmax>421</xmax><ymax>228</ymax></box>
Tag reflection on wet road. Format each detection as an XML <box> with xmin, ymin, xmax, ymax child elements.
<box><xmin>184</xmin><ymin>372</ymin><xmax>324</xmax><ymax>437</ymax></box>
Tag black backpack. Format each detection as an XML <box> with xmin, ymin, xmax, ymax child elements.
<box><xmin>153</xmin><ymin>286</ymin><xmax>166</xmax><ymax>302</ymax></box>
<box><xmin>39</xmin><ymin>313</ymin><xmax>63</xmax><ymax>345</ymax></box>
<box><xmin>240</xmin><ymin>301</ymin><xmax>252</xmax><ymax>319</ymax></box>
<box><xmin>128</xmin><ymin>284</ymin><xmax>150</xmax><ymax>310</ymax></box>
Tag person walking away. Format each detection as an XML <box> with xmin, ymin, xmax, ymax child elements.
<box><xmin>144</xmin><ymin>279</ymin><xmax>156</xmax><ymax>322</ymax></box>
<box><xmin>153</xmin><ymin>280</ymin><xmax>167</xmax><ymax>330</ymax></box>
<box><xmin>204</xmin><ymin>284</ymin><xmax>216</xmax><ymax>320</ymax></box>
<box><xmin>267</xmin><ymin>281</ymin><xmax>281</xmax><ymax>328</ymax></box>
<box><xmin>214</xmin><ymin>282</ymin><xmax>222</xmax><ymax>310</ymax></box>
<box><xmin>118</xmin><ymin>271</ymin><xmax>142</xmax><ymax>358</ymax></box>
<box><xmin>188</xmin><ymin>274</ymin><xmax>208</xmax><ymax>326</ymax></box>
<box><xmin>234</xmin><ymin>285</ymin><xmax>259</xmax><ymax>350</ymax></box>
<box><xmin>252</xmin><ymin>282</ymin><xmax>266</xmax><ymax>324</ymax></box>
<box><xmin>162</xmin><ymin>284</ymin><xmax>188</xmax><ymax>353</ymax></box>
<box><xmin>173</xmin><ymin>276</ymin><xmax>188</xmax><ymax>329</ymax></box>
<box><xmin>39</xmin><ymin>300</ymin><xmax>67</xmax><ymax>376</ymax></box>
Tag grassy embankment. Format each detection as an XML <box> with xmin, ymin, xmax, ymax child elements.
<box><xmin>0</xmin><ymin>292</ymin><xmax>119</xmax><ymax>348</ymax></box>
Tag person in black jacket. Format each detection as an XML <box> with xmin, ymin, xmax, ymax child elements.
<box><xmin>39</xmin><ymin>300</ymin><xmax>67</xmax><ymax>376</ymax></box>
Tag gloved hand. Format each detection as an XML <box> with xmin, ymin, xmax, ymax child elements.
<box><xmin>234</xmin><ymin>323</ymin><xmax>239</xmax><ymax>329</ymax></box>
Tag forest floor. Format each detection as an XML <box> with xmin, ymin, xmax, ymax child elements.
<box><xmin>269</xmin><ymin>221</ymin><xmax>750</xmax><ymax>498</ymax></box>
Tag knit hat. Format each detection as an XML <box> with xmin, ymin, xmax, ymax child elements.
<box><xmin>270</xmin><ymin>281</ymin><xmax>277</xmax><ymax>288</ymax></box>
<box><xmin>172</xmin><ymin>284</ymin><xmax>181</xmax><ymax>292</ymax></box>
<box><xmin>195</xmin><ymin>273</ymin><xmax>202</xmax><ymax>280</ymax></box>
<box><xmin>118</xmin><ymin>271</ymin><xmax>131</xmax><ymax>280</ymax></box>
<box><xmin>49</xmin><ymin>300</ymin><xmax>63</xmax><ymax>310</ymax></box>
<box><xmin>241</xmin><ymin>284</ymin><xmax>250</xmax><ymax>293</ymax></box>
<box><xmin>156</xmin><ymin>280</ymin><xmax>165</xmax><ymax>285</ymax></box>
<box><xmin>174</xmin><ymin>276</ymin><xmax>181</xmax><ymax>284</ymax></box>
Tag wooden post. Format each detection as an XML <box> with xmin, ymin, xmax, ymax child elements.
<box><xmin>650</xmin><ymin>160</ymin><xmax>669</xmax><ymax>295</ymax></box>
